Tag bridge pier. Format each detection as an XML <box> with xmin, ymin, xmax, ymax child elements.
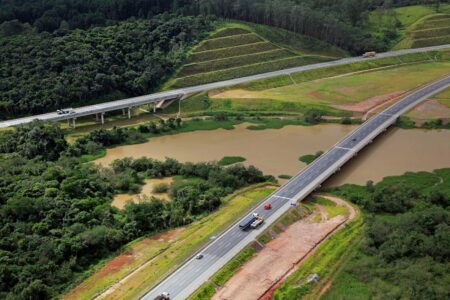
<box><xmin>95</xmin><ymin>113</ymin><xmax>99</xmax><ymax>122</ymax></box>
<box><xmin>122</xmin><ymin>108</ymin><xmax>126</xmax><ymax>116</ymax></box>
<box><xmin>128</xmin><ymin>107</ymin><xmax>132</xmax><ymax>119</ymax></box>
<box><xmin>153</xmin><ymin>103</ymin><xmax>156</xmax><ymax>113</ymax></box>
<box><xmin>101</xmin><ymin>113</ymin><xmax>105</xmax><ymax>124</ymax></box>
<box><xmin>71</xmin><ymin>118</ymin><xmax>76</xmax><ymax>128</ymax></box>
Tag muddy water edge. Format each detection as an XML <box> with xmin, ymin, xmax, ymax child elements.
<box><xmin>95</xmin><ymin>123</ymin><xmax>450</xmax><ymax>186</ymax></box>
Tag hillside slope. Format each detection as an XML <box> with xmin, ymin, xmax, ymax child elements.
<box><xmin>166</xmin><ymin>22</ymin><xmax>345</xmax><ymax>89</ymax></box>
<box><xmin>395</xmin><ymin>13</ymin><xmax>450</xmax><ymax>49</ymax></box>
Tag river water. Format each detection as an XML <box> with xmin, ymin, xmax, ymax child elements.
<box><xmin>96</xmin><ymin>123</ymin><xmax>450</xmax><ymax>186</ymax></box>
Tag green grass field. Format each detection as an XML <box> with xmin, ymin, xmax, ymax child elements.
<box><xmin>166</xmin><ymin>21</ymin><xmax>340</xmax><ymax>89</ymax></box>
<box><xmin>391</xmin><ymin>4</ymin><xmax>450</xmax><ymax>50</ymax></box>
<box><xmin>211</xmin><ymin>61</ymin><xmax>449</xmax><ymax>113</ymax></box>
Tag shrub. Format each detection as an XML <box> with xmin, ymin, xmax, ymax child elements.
<box><xmin>153</xmin><ymin>183</ymin><xmax>169</xmax><ymax>193</ymax></box>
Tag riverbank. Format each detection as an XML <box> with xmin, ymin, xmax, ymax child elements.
<box><xmin>95</xmin><ymin>123</ymin><xmax>450</xmax><ymax>186</ymax></box>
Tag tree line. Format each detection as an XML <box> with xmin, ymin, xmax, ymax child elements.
<box><xmin>0</xmin><ymin>120</ymin><xmax>273</xmax><ymax>298</ymax></box>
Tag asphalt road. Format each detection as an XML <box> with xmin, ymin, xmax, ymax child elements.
<box><xmin>143</xmin><ymin>76</ymin><xmax>450</xmax><ymax>300</ymax></box>
<box><xmin>1</xmin><ymin>44</ymin><xmax>449</xmax><ymax>129</ymax></box>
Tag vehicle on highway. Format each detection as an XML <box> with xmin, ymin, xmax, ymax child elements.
<box><xmin>264</xmin><ymin>203</ymin><xmax>272</xmax><ymax>210</ymax></box>
<box><xmin>239</xmin><ymin>213</ymin><xmax>264</xmax><ymax>230</ymax></box>
<box><xmin>363</xmin><ymin>51</ymin><xmax>376</xmax><ymax>58</ymax></box>
<box><xmin>196</xmin><ymin>254</ymin><xmax>204</xmax><ymax>260</ymax></box>
<box><xmin>153</xmin><ymin>292</ymin><xmax>170</xmax><ymax>300</ymax></box>
<box><xmin>56</xmin><ymin>108</ymin><xmax>75</xmax><ymax>115</ymax></box>
<box><xmin>250</xmin><ymin>217</ymin><xmax>264</xmax><ymax>229</ymax></box>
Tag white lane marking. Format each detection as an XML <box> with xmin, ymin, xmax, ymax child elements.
<box><xmin>335</xmin><ymin>146</ymin><xmax>356</xmax><ymax>152</ymax></box>
<box><xmin>273</xmin><ymin>195</ymin><xmax>293</xmax><ymax>200</ymax></box>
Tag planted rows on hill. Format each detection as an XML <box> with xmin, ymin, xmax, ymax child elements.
<box><xmin>195</xmin><ymin>33</ymin><xmax>262</xmax><ymax>51</ymax></box>
<box><xmin>187</xmin><ymin>42</ymin><xmax>278</xmax><ymax>63</ymax></box>
<box><xmin>173</xmin><ymin>56</ymin><xmax>331</xmax><ymax>88</ymax></box>
<box><xmin>178</xmin><ymin>49</ymin><xmax>295</xmax><ymax>77</ymax></box>
<box><xmin>172</xmin><ymin>27</ymin><xmax>331</xmax><ymax>88</ymax></box>
<box><xmin>407</xmin><ymin>14</ymin><xmax>450</xmax><ymax>48</ymax></box>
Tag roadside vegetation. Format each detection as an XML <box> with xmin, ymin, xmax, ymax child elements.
<box><xmin>65</xmin><ymin>184</ymin><xmax>276</xmax><ymax>300</ymax></box>
<box><xmin>0</xmin><ymin>120</ymin><xmax>274</xmax><ymax>299</ymax></box>
<box><xmin>167</xmin><ymin>50</ymin><xmax>450</xmax><ymax>122</ymax></box>
<box><xmin>189</xmin><ymin>246</ymin><xmax>257</xmax><ymax>300</ymax></box>
<box><xmin>273</xmin><ymin>202</ymin><xmax>362</xmax><ymax>299</ymax></box>
<box><xmin>275</xmin><ymin>169</ymin><xmax>450</xmax><ymax>299</ymax></box>
<box><xmin>190</xmin><ymin>204</ymin><xmax>311</xmax><ymax>300</ymax></box>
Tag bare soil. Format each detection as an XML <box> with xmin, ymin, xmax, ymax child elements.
<box><xmin>212</xmin><ymin>195</ymin><xmax>355</xmax><ymax>300</ymax></box>
<box><xmin>333</xmin><ymin>91</ymin><xmax>405</xmax><ymax>113</ymax></box>
<box><xmin>408</xmin><ymin>99</ymin><xmax>450</xmax><ymax>121</ymax></box>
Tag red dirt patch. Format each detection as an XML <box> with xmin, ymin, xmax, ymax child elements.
<box><xmin>307</xmin><ymin>91</ymin><xmax>322</xmax><ymax>99</ymax></box>
<box><xmin>410</xmin><ymin>99</ymin><xmax>450</xmax><ymax>119</ymax></box>
<box><xmin>212</xmin><ymin>196</ymin><xmax>356</xmax><ymax>300</ymax></box>
<box><xmin>100</xmin><ymin>253</ymin><xmax>134</xmax><ymax>277</ymax></box>
<box><xmin>254</xmin><ymin>185</ymin><xmax>278</xmax><ymax>191</ymax></box>
<box><xmin>333</xmin><ymin>91</ymin><xmax>405</xmax><ymax>113</ymax></box>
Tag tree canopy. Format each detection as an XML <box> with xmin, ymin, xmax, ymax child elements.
<box><xmin>0</xmin><ymin>14</ymin><xmax>211</xmax><ymax>119</ymax></box>
<box><xmin>0</xmin><ymin>120</ymin><xmax>272</xmax><ymax>298</ymax></box>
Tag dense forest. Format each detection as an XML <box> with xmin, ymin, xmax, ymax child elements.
<box><xmin>0</xmin><ymin>120</ymin><xmax>272</xmax><ymax>298</ymax></box>
<box><xmin>0</xmin><ymin>0</ymin><xmax>445</xmax><ymax>49</ymax></box>
<box><xmin>330</xmin><ymin>170</ymin><xmax>450</xmax><ymax>299</ymax></box>
<box><xmin>0</xmin><ymin>14</ymin><xmax>211</xmax><ymax>118</ymax></box>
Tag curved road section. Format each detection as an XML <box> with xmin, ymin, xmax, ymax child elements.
<box><xmin>143</xmin><ymin>76</ymin><xmax>450</xmax><ymax>300</ymax></box>
<box><xmin>1</xmin><ymin>44</ymin><xmax>449</xmax><ymax>129</ymax></box>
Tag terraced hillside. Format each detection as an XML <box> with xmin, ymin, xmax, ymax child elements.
<box><xmin>168</xmin><ymin>25</ymin><xmax>338</xmax><ymax>88</ymax></box>
<box><xmin>394</xmin><ymin>10</ymin><xmax>450</xmax><ymax>49</ymax></box>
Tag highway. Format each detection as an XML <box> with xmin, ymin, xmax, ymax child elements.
<box><xmin>1</xmin><ymin>44</ymin><xmax>449</xmax><ymax>129</ymax></box>
<box><xmin>143</xmin><ymin>75</ymin><xmax>450</xmax><ymax>300</ymax></box>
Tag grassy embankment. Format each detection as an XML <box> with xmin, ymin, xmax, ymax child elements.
<box><xmin>164</xmin><ymin>21</ymin><xmax>343</xmax><ymax>89</ymax></box>
<box><xmin>391</xmin><ymin>4</ymin><xmax>450</xmax><ymax>50</ymax></box>
<box><xmin>189</xmin><ymin>204</ymin><xmax>312</xmax><ymax>300</ymax></box>
<box><xmin>365</xmin><ymin>4</ymin><xmax>450</xmax><ymax>50</ymax></box>
<box><xmin>63</xmin><ymin>184</ymin><xmax>277</xmax><ymax>300</ymax></box>
<box><xmin>165</xmin><ymin>49</ymin><xmax>450</xmax><ymax>120</ymax></box>
<box><xmin>273</xmin><ymin>201</ymin><xmax>362</xmax><ymax>299</ymax></box>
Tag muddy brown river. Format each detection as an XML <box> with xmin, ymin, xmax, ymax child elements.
<box><xmin>96</xmin><ymin>123</ymin><xmax>450</xmax><ymax>186</ymax></box>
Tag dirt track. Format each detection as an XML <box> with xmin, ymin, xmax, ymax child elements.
<box><xmin>212</xmin><ymin>195</ymin><xmax>356</xmax><ymax>300</ymax></box>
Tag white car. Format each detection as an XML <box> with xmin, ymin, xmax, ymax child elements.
<box><xmin>57</xmin><ymin>108</ymin><xmax>75</xmax><ymax>115</ymax></box>
<box><xmin>196</xmin><ymin>253</ymin><xmax>204</xmax><ymax>260</ymax></box>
